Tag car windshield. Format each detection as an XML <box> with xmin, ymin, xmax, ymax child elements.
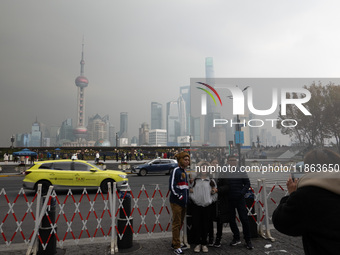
<box><xmin>86</xmin><ymin>162</ymin><xmax>103</xmax><ymax>170</ymax></box>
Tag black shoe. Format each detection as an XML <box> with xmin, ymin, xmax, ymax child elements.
<box><xmin>246</xmin><ymin>240</ymin><xmax>254</xmax><ymax>250</ymax></box>
<box><xmin>208</xmin><ymin>239</ymin><xmax>214</xmax><ymax>247</ymax></box>
<box><xmin>230</xmin><ymin>239</ymin><xmax>241</xmax><ymax>246</ymax></box>
<box><xmin>171</xmin><ymin>244</ymin><xmax>188</xmax><ymax>250</ymax></box>
<box><xmin>213</xmin><ymin>239</ymin><xmax>221</xmax><ymax>248</ymax></box>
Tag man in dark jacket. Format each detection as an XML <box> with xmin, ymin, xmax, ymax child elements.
<box><xmin>227</xmin><ymin>155</ymin><xmax>253</xmax><ymax>249</ymax></box>
<box><xmin>273</xmin><ymin>148</ymin><xmax>340</xmax><ymax>255</ymax></box>
<box><xmin>169</xmin><ymin>151</ymin><xmax>190</xmax><ymax>255</ymax></box>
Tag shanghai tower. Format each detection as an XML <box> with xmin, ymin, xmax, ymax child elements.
<box><xmin>74</xmin><ymin>41</ymin><xmax>89</xmax><ymax>140</ymax></box>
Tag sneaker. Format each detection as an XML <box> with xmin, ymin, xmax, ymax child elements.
<box><xmin>171</xmin><ymin>244</ymin><xmax>188</xmax><ymax>250</ymax></box>
<box><xmin>181</xmin><ymin>244</ymin><xmax>189</xmax><ymax>250</ymax></box>
<box><xmin>230</xmin><ymin>239</ymin><xmax>241</xmax><ymax>246</ymax></box>
<box><xmin>174</xmin><ymin>248</ymin><xmax>184</xmax><ymax>255</ymax></box>
<box><xmin>202</xmin><ymin>245</ymin><xmax>208</xmax><ymax>253</ymax></box>
<box><xmin>246</xmin><ymin>240</ymin><xmax>254</xmax><ymax>250</ymax></box>
<box><xmin>213</xmin><ymin>239</ymin><xmax>221</xmax><ymax>248</ymax></box>
<box><xmin>208</xmin><ymin>239</ymin><xmax>214</xmax><ymax>247</ymax></box>
<box><xmin>194</xmin><ymin>244</ymin><xmax>201</xmax><ymax>253</ymax></box>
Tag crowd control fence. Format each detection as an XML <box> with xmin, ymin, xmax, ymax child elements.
<box><xmin>0</xmin><ymin>179</ymin><xmax>289</xmax><ymax>254</ymax></box>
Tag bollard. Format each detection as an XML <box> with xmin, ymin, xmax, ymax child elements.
<box><xmin>117</xmin><ymin>191</ymin><xmax>133</xmax><ymax>249</ymax></box>
<box><xmin>38</xmin><ymin>196</ymin><xmax>57</xmax><ymax>255</ymax></box>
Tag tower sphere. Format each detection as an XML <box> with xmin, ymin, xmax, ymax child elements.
<box><xmin>75</xmin><ymin>76</ymin><xmax>89</xmax><ymax>88</ymax></box>
<box><xmin>74</xmin><ymin>126</ymin><xmax>87</xmax><ymax>139</ymax></box>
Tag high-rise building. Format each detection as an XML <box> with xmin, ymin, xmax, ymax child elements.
<box><xmin>180</xmin><ymin>86</ymin><xmax>190</xmax><ymax>135</ymax></box>
<box><xmin>151</xmin><ymin>102</ymin><xmax>163</xmax><ymax>129</ymax></box>
<box><xmin>74</xmin><ymin>41</ymin><xmax>89</xmax><ymax>141</ymax></box>
<box><xmin>58</xmin><ymin>118</ymin><xmax>74</xmax><ymax>144</ymax></box>
<box><xmin>139</xmin><ymin>122</ymin><xmax>149</xmax><ymax>145</ymax></box>
<box><xmin>149</xmin><ymin>129</ymin><xmax>167</xmax><ymax>146</ymax></box>
<box><xmin>203</xmin><ymin>57</ymin><xmax>221</xmax><ymax>144</ymax></box>
<box><xmin>166</xmin><ymin>100</ymin><xmax>180</xmax><ymax>146</ymax></box>
<box><xmin>87</xmin><ymin>114</ymin><xmax>110</xmax><ymax>143</ymax></box>
<box><xmin>119</xmin><ymin>112</ymin><xmax>128</xmax><ymax>139</ymax></box>
<box><xmin>178</xmin><ymin>95</ymin><xmax>187</xmax><ymax>136</ymax></box>
<box><xmin>30</xmin><ymin>119</ymin><xmax>42</xmax><ymax>147</ymax></box>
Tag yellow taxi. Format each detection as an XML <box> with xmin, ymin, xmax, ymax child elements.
<box><xmin>22</xmin><ymin>160</ymin><xmax>128</xmax><ymax>194</ymax></box>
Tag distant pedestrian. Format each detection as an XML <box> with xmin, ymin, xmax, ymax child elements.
<box><xmin>273</xmin><ymin>148</ymin><xmax>340</xmax><ymax>255</ymax></box>
<box><xmin>95</xmin><ymin>151</ymin><xmax>100</xmax><ymax>163</ymax></box>
<box><xmin>4</xmin><ymin>153</ymin><xmax>9</xmax><ymax>164</ymax></box>
<box><xmin>169</xmin><ymin>151</ymin><xmax>190</xmax><ymax>255</ymax></box>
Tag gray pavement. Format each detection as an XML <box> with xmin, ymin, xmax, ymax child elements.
<box><xmin>0</xmin><ymin>229</ymin><xmax>304</xmax><ymax>255</ymax></box>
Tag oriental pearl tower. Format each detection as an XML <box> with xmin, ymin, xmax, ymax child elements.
<box><xmin>74</xmin><ymin>42</ymin><xmax>89</xmax><ymax>141</ymax></box>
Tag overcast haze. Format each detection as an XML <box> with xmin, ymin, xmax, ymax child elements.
<box><xmin>1</xmin><ymin>0</ymin><xmax>340</xmax><ymax>147</ymax></box>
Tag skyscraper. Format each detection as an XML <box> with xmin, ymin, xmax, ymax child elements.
<box><xmin>87</xmin><ymin>114</ymin><xmax>110</xmax><ymax>143</ymax></box>
<box><xmin>204</xmin><ymin>57</ymin><xmax>221</xmax><ymax>144</ymax></box>
<box><xmin>74</xmin><ymin>41</ymin><xmax>89</xmax><ymax>141</ymax></box>
<box><xmin>180</xmin><ymin>86</ymin><xmax>190</xmax><ymax>135</ymax></box>
<box><xmin>151</xmin><ymin>102</ymin><xmax>162</xmax><ymax>129</ymax></box>
<box><xmin>119</xmin><ymin>112</ymin><xmax>128</xmax><ymax>138</ymax></box>
<box><xmin>166</xmin><ymin>100</ymin><xmax>180</xmax><ymax>146</ymax></box>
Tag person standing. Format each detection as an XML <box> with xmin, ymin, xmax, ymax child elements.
<box><xmin>273</xmin><ymin>149</ymin><xmax>340</xmax><ymax>255</ymax></box>
<box><xmin>4</xmin><ymin>153</ymin><xmax>9</xmax><ymax>164</ymax></box>
<box><xmin>169</xmin><ymin>151</ymin><xmax>190</xmax><ymax>255</ymax></box>
<box><xmin>189</xmin><ymin>162</ymin><xmax>217</xmax><ymax>253</ymax></box>
<box><xmin>227</xmin><ymin>155</ymin><xmax>253</xmax><ymax>249</ymax></box>
<box><xmin>95</xmin><ymin>151</ymin><xmax>100</xmax><ymax>163</ymax></box>
<box><xmin>212</xmin><ymin>170</ymin><xmax>230</xmax><ymax>247</ymax></box>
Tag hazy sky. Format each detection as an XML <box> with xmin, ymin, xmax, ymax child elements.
<box><xmin>1</xmin><ymin>0</ymin><xmax>340</xmax><ymax>147</ymax></box>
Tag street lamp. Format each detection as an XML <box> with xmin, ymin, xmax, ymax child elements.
<box><xmin>10</xmin><ymin>135</ymin><xmax>15</xmax><ymax>149</ymax></box>
<box><xmin>228</xmin><ymin>86</ymin><xmax>249</xmax><ymax>167</ymax></box>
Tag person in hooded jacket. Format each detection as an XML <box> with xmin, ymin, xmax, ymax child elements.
<box><xmin>169</xmin><ymin>151</ymin><xmax>190</xmax><ymax>255</ymax></box>
<box><xmin>272</xmin><ymin>148</ymin><xmax>340</xmax><ymax>255</ymax></box>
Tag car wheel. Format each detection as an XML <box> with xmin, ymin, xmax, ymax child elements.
<box><xmin>36</xmin><ymin>180</ymin><xmax>51</xmax><ymax>195</ymax></box>
<box><xmin>100</xmin><ymin>179</ymin><xmax>115</xmax><ymax>193</ymax></box>
<box><xmin>167</xmin><ymin>168</ymin><xmax>174</xmax><ymax>175</ymax></box>
<box><xmin>139</xmin><ymin>169</ymin><xmax>147</xmax><ymax>176</ymax></box>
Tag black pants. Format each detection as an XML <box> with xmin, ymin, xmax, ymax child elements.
<box><xmin>192</xmin><ymin>203</ymin><xmax>210</xmax><ymax>245</ymax></box>
<box><xmin>229</xmin><ymin>198</ymin><xmax>251</xmax><ymax>241</ymax></box>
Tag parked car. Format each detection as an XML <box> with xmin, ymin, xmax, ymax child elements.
<box><xmin>22</xmin><ymin>160</ymin><xmax>128</xmax><ymax>194</ymax></box>
<box><xmin>131</xmin><ymin>158</ymin><xmax>178</xmax><ymax>176</ymax></box>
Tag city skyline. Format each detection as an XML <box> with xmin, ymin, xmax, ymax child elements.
<box><xmin>2</xmin><ymin>1</ymin><xmax>340</xmax><ymax>147</ymax></box>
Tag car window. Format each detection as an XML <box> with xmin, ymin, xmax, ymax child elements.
<box><xmin>152</xmin><ymin>160</ymin><xmax>161</xmax><ymax>165</ymax></box>
<box><xmin>73</xmin><ymin>162</ymin><xmax>91</xmax><ymax>171</ymax></box>
<box><xmin>161</xmin><ymin>160</ymin><xmax>170</xmax><ymax>164</ymax></box>
<box><xmin>39</xmin><ymin>163</ymin><xmax>53</xmax><ymax>169</ymax></box>
<box><xmin>52</xmin><ymin>162</ymin><xmax>71</xmax><ymax>170</ymax></box>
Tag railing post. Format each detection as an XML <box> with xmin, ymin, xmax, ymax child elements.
<box><xmin>26</xmin><ymin>186</ymin><xmax>53</xmax><ymax>255</ymax></box>
<box><xmin>109</xmin><ymin>182</ymin><xmax>118</xmax><ymax>254</ymax></box>
<box><xmin>261</xmin><ymin>179</ymin><xmax>275</xmax><ymax>242</ymax></box>
<box><xmin>257</xmin><ymin>179</ymin><xmax>264</xmax><ymax>238</ymax></box>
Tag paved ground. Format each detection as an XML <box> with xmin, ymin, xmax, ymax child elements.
<box><xmin>0</xmin><ymin>228</ymin><xmax>304</xmax><ymax>255</ymax></box>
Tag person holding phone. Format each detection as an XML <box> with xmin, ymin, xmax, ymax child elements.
<box><xmin>273</xmin><ymin>148</ymin><xmax>340</xmax><ymax>255</ymax></box>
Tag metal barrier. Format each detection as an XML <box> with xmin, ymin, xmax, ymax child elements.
<box><xmin>0</xmin><ymin>179</ymin><xmax>289</xmax><ymax>254</ymax></box>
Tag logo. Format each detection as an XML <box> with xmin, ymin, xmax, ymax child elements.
<box><xmin>196</xmin><ymin>82</ymin><xmax>311</xmax><ymax>117</ymax></box>
<box><xmin>196</xmin><ymin>82</ymin><xmax>222</xmax><ymax>115</ymax></box>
